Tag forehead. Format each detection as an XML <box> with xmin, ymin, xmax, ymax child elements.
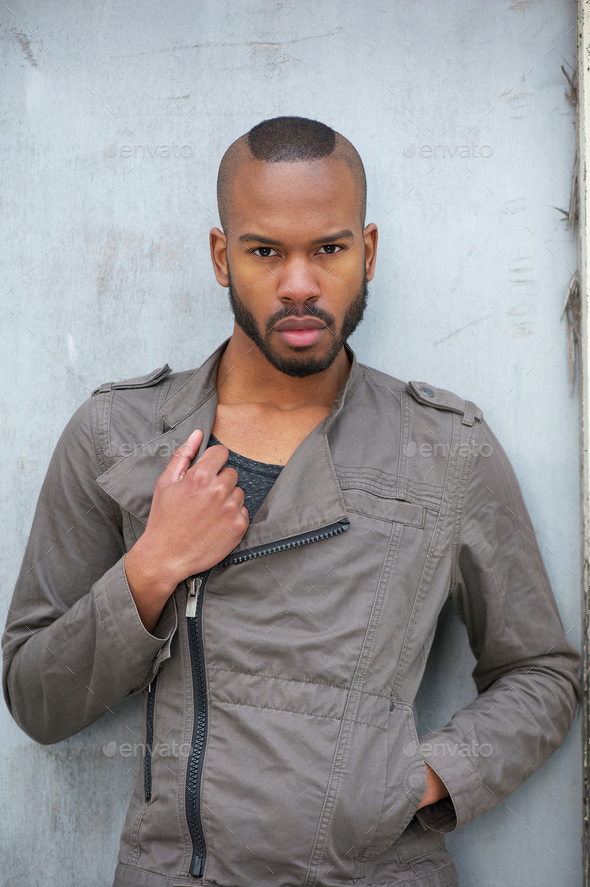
<box><xmin>228</xmin><ymin>156</ymin><xmax>360</xmax><ymax>236</ymax></box>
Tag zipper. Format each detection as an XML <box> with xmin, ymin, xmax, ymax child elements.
<box><xmin>144</xmin><ymin>674</ymin><xmax>158</xmax><ymax>803</ymax></box>
<box><xmin>186</xmin><ymin>575</ymin><xmax>202</xmax><ymax>618</ymax></box>
<box><xmin>184</xmin><ymin>517</ymin><xmax>350</xmax><ymax>878</ymax></box>
<box><xmin>186</xmin><ymin>570</ymin><xmax>211</xmax><ymax>878</ymax></box>
<box><xmin>217</xmin><ymin>518</ymin><xmax>350</xmax><ymax>566</ymax></box>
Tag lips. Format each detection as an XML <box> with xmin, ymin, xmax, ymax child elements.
<box><xmin>272</xmin><ymin>316</ymin><xmax>327</xmax><ymax>348</ymax></box>
<box><xmin>272</xmin><ymin>317</ymin><xmax>326</xmax><ymax>332</ymax></box>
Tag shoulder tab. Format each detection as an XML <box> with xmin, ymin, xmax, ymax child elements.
<box><xmin>91</xmin><ymin>363</ymin><xmax>172</xmax><ymax>396</ymax></box>
<box><xmin>406</xmin><ymin>380</ymin><xmax>482</xmax><ymax>427</ymax></box>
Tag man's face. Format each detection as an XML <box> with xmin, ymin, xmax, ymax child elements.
<box><xmin>227</xmin><ymin>266</ymin><xmax>368</xmax><ymax>378</ymax></box>
<box><xmin>215</xmin><ymin>156</ymin><xmax>376</xmax><ymax>378</ymax></box>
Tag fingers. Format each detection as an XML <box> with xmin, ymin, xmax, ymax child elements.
<box><xmin>195</xmin><ymin>443</ymin><xmax>231</xmax><ymax>474</ymax></box>
<box><xmin>164</xmin><ymin>428</ymin><xmax>203</xmax><ymax>483</ymax></box>
<box><xmin>161</xmin><ymin>434</ymin><xmax>242</xmax><ymax>502</ymax></box>
<box><xmin>228</xmin><ymin>481</ymin><xmax>245</xmax><ymax>509</ymax></box>
<box><xmin>217</xmin><ymin>464</ymin><xmax>240</xmax><ymax>489</ymax></box>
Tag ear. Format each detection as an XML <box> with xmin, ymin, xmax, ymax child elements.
<box><xmin>210</xmin><ymin>227</ymin><xmax>229</xmax><ymax>286</ymax></box>
<box><xmin>363</xmin><ymin>223</ymin><xmax>378</xmax><ymax>282</ymax></box>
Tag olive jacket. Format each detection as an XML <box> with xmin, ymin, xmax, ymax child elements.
<box><xmin>2</xmin><ymin>341</ymin><xmax>581</xmax><ymax>887</ymax></box>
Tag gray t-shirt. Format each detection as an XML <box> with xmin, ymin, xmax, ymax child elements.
<box><xmin>208</xmin><ymin>433</ymin><xmax>283</xmax><ymax>520</ymax></box>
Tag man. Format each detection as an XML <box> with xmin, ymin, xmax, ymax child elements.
<box><xmin>2</xmin><ymin>116</ymin><xmax>581</xmax><ymax>887</ymax></box>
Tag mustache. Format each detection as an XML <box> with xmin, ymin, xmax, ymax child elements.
<box><xmin>265</xmin><ymin>304</ymin><xmax>336</xmax><ymax>336</ymax></box>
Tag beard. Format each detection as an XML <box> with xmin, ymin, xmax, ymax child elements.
<box><xmin>227</xmin><ymin>267</ymin><xmax>369</xmax><ymax>378</ymax></box>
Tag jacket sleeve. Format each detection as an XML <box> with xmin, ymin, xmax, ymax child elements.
<box><xmin>2</xmin><ymin>397</ymin><xmax>177</xmax><ymax>745</ymax></box>
<box><xmin>415</xmin><ymin>416</ymin><xmax>581</xmax><ymax>833</ymax></box>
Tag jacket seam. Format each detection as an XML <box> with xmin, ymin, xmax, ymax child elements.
<box><xmin>88</xmin><ymin>392</ymin><xmax>125</xmax><ymax>532</ymax></box>
<box><xmin>447</xmin><ymin>421</ymin><xmax>483</xmax><ymax>603</ymax></box>
<box><xmin>365</xmin><ymin>859</ymin><xmax>457</xmax><ymax>885</ymax></box>
<box><xmin>303</xmin><ymin>519</ymin><xmax>405</xmax><ymax>884</ymax></box>
<box><xmin>207</xmin><ymin>665</ymin><xmax>389</xmax><ymax>696</ymax></box>
<box><xmin>346</xmin><ymin>507</ymin><xmax>425</xmax><ymax>528</ymax></box>
<box><xmin>213</xmin><ymin>699</ymin><xmax>386</xmax><ymax>729</ymax></box>
<box><xmin>127</xmin><ymin>800</ymin><xmax>149</xmax><ymax>867</ymax></box>
<box><xmin>155</xmin><ymin>377</ymin><xmax>173</xmax><ymax>432</ymax></box>
<box><xmin>335</xmin><ymin>463</ymin><xmax>443</xmax><ymax>492</ymax></box>
<box><xmin>392</xmin><ymin>408</ymin><xmax>461</xmax><ymax>693</ymax></box>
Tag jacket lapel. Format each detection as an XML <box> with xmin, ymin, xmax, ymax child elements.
<box><xmin>96</xmin><ymin>341</ymin><xmax>363</xmax><ymax>553</ymax></box>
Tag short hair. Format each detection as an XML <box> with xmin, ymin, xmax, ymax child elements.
<box><xmin>217</xmin><ymin>116</ymin><xmax>367</xmax><ymax>232</ymax></box>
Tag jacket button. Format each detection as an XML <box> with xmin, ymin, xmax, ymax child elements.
<box><xmin>420</xmin><ymin>386</ymin><xmax>434</xmax><ymax>397</ymax></box>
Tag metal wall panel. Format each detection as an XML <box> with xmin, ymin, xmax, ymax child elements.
<box><xmin>0</xmin><ymin>2</ymin><xmax>581</xmax><ymax>884</ymax></box>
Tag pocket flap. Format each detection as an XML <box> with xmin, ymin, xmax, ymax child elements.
<box><xmin>343</xmin><ymin>490</ymin><xmax>425</xmax><ymax>527</ymax></box>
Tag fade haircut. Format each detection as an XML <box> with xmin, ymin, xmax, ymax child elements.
<box><xmin>216</xmin><ymin>116</ymin><xmax>367</xmax><ymax>232</ymax></box>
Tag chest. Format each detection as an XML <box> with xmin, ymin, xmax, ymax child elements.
<box><xmin>211</xmin><ymin>402</ymin><xmax>332</xmax><ymax>465</ymax></box>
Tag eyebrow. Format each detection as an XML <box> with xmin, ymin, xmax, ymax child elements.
<box><xmin>238</xmin><ymin>229</ymin><xmax>355</xmax><ymax>246</ymax></box>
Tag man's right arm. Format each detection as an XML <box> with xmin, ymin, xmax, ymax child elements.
<box><xmin>2</xmin><ymin>398</ymin><xmax>247</xmax><ymax>744</ymax></box>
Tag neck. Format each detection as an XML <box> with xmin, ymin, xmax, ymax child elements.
<box><xmin>216</xmin><ymin>323</ymin><xmax>351</xmax><ymax>409</ymax></box>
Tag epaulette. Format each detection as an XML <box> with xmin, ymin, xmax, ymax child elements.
<box><xmin>406</xmin><ymin>380</ymin><xmax>482</xmax><ymax>427</ymax></box>
<box><xmin>91</xmin><ymin>364</ymin><xmax>172</xmax><ymax>395</ymax></box>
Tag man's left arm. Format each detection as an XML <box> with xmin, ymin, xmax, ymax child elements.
<box><xmin>415</xmin><ymin>417</ymin><xmax>581</xmax><ymax>833</ymax></box>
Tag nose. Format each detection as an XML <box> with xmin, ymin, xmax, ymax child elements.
<box><xmin>276</xmin><ymin>256</ymin><xmax>321</xmax><ymax>307</ymax></box>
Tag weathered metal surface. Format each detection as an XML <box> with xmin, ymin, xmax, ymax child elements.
<box><xmin>0</xmin><ymin>1</ymin><xmax>581</xmax><ymax>884</ymax></box>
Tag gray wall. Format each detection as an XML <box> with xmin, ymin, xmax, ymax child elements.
<box><xmin>0</xmin><ymin>1</ymin><xmax>582</xmax><ymax>885</ymax></box>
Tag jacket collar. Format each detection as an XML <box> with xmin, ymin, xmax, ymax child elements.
<box><xmin>97</xmin><ymin>339</ymin><xmax>364</xmax><ymax>554</ymax></box>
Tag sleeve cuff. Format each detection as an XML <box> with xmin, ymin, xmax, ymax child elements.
<box><xmin>93</xmin><ymin>556</ymin><xmax>178</xmax><ymax>675</ymax></box>
<box><xmin>415</xmin><ymin>797</ymin><xmax>457</xmax><ymax>833</ymax></box>
<box><xmin>415</xmin><ymin>734</ymin><xmax>486</xmax><ymax>831</ymax></box>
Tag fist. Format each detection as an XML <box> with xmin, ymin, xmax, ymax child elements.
<box><xmin>124</xmin><ymin>428</ymin><xmax>249</xmax><ymax>629</ymax></box>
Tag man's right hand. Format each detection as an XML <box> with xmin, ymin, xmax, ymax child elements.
<box><xmin>124</xmin><ymin>428</ymin><xmax>249</xmax><ymax>632</ymax></box>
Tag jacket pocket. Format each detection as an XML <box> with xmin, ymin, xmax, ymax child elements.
<box><xmin>363</xmin><ymin>701</ymin><xmax>429</xmax><ymax>858</ymax></box>
<box><xmin>394</xmin><ymin>814</ymin><xmax>444</xmax><ymax>864</ymax></box>
<box><xmin>144</xmin><ymin>675</ymin><xmax>158</xmax><ymax>803</ymax></box>
<box><xmin>342</xmin><ymin>490</ymin><xmax>425</xmax><ymax>527</ymax></box>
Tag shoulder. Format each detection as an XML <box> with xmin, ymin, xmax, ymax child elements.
<box><xmin>358</xmin><ymin>361</ymin><xmax>483</xmax><ymax>428</ymax></box>
<box><xmin>89</xmin><ymin>363</ymin><xmax>196</xmax><ymax>471</ymax></box>
<box><xmin>91</xmin><ymin>363</ymin><xmax>174</xmax><ymax>397</ymax></box>
<box><xmin>90</xmin><ymin>363</ymin><xmax>200</xmax><ymax>407</ymax></box>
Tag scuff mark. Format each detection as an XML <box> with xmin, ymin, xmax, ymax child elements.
<box><xmin>506</xmin><ymin>304</ymin><xmax>532</xmax><ymax>316</ymax></box>
<box><xmin>433</xmin><ymin>315</ymin><xmax>491</xmax><ymax>345</ymax></box>
<box><xmin>508</xmin><ymin>0</ymin><xmax>536</xmax><ymax>12</ymax></box>
<box><xmin>110</xmin><ymin>33</ymin><xmax>333</xmax><ymax>60</ymax></box>
<box><xmin>12</xmin><ymin>28</ymin><xmax>38</xmax><ymax>66</ymax></box>
<box><xmin>512</xmin><ymin>323</ymin><xmax>532</xmax><ymax>337</ymax></box>
<box><xmin>96</xmin><ymin>232</ymin><xmax>119</xmax><ymax>295</ymax></box>
<box><xmin>503</xmin><ymin>199</ymin><xmax>527</xmax><ymax>215</ymax></box>
<box><xmin>502</xmin><ymin>91</ymin><xmax>531</xmax><ymax>119</ymax></box>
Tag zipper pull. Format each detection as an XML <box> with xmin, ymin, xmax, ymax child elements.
<box><xmin>186</xmin><ymin>576</ymin><xmax>202</xmax><ymax>618</ymax></box>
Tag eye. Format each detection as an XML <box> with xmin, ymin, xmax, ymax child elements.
<box><xmin>317</xmin><ymin>244</ymin><xmax>343</xmax><ymax>255</ymax></box>
<box><xmin>250</xmin><ymin>247</ymin><xmax>278</xmax><ymax>258</ymax></box>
